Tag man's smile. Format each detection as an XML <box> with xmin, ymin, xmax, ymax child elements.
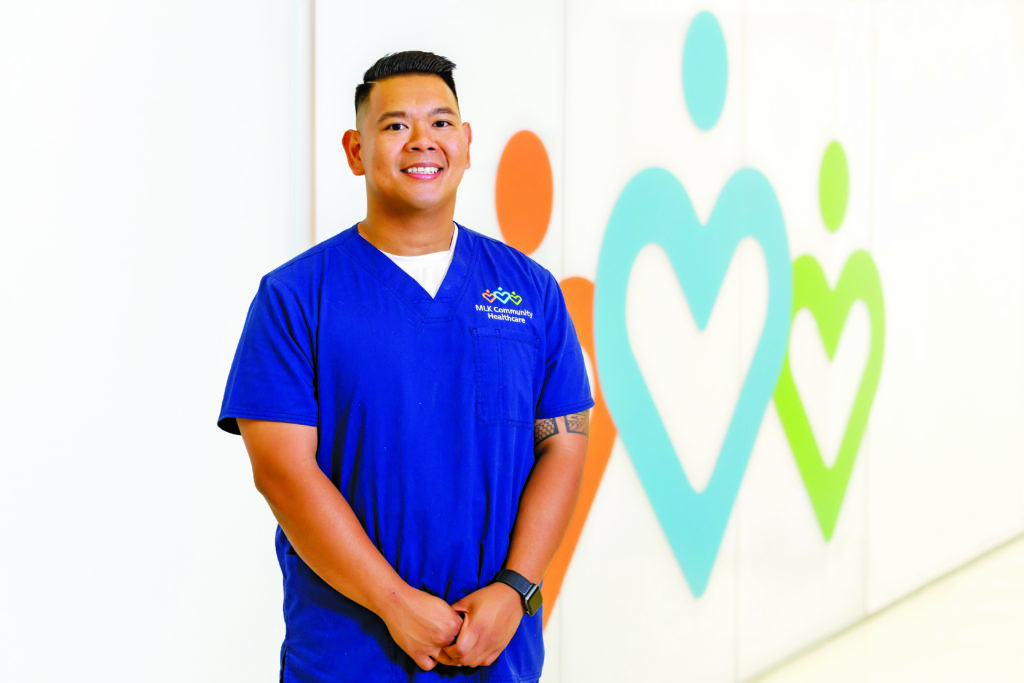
<box><xmin>402</xmin><ymin>164</ymin><xmax>442</xmax><ymax>179</ymax></box>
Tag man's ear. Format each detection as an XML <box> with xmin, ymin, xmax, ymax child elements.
<box><xmin>463</xmin><ymin>121</ymin><xmax>472</xmax><ymax>169</ymax></box>
<box><xmin>342</xmin><ymin>129</ymin><xmax>364</xmax><ymax>176</ymax></box>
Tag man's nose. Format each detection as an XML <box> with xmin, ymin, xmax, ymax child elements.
<box><xmin>407</xmin><ymin>123</ymin><xmax>437</xmax><ymax>151</ymax></box>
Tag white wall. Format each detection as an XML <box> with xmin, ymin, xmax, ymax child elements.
<box><xmin>2</xmin><ymin>1</ymin><xmax>1022</xmax><ymax>682</ymax></box>
<box><xmin>0</xmin><ymin>2</ymin><xmax>308</xmax><ymax>681</ymax></box>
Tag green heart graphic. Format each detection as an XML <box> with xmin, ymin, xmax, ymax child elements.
<box><xmin>773</xmin><ymin>251</ymin><xmax>885</xmax><ymax>539</ymax></box>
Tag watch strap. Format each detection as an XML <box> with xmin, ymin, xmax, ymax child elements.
<box><xmin>494</xmin><ymin>569</ymin><xmax>533</xmax><ymax>595</ymax></box>
<box><xmin>492</xmin><ymin>569</ymin><xmax>542</xmax><ymax>616</ymax></box>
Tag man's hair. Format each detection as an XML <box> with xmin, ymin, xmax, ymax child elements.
<box><xmin>354</xmin><ymin>51</ymin><xmax>459</xmax><ymax>116</ymax></box>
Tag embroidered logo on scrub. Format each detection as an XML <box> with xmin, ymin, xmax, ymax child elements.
<box><xmin>478</xmin><ymin>287</ymin><xmax>533</xmax><ymax>324</ymax></box>
<box><xmin>482</xmin><ymin>286</ymin><xmax>523</xmax><ymax>306</ymax></box>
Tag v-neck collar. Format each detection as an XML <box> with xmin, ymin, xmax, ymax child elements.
<box><xmin>342</xmin><ymin>221</ymin><xmax>475</xmax><ymax>322</ymax></box>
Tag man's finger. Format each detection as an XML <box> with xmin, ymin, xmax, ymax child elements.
<box><xmin>442</xmin><ymin>643</ymin><xmax>464</xmax><ymax>662</ymax></box>
<box><xmin>449</xmin><ymin>615</ymin><xmax>478</xmax><ymax>659</ymax></box>
<box><xmin>448</xmin><ymin>611</ymin><xmax>466</xmax><ymax>646</ymax></box>
<box><xmin>443</xmin><ymin>631</ymin><xmax>476</xmax><ymax>662</ymax></box>
<box><xmin>434</xmin><ymin>649</ymin><xmax>460</xmax><ymax>667</ymax></box>
<box><xmin>417</xmin><ymin>655</ymin><xmax>437</xmax><ymax>672</ymax></box>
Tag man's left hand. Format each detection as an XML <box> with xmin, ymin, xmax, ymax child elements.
<box><xmin>442</xmin><ymin>582</ymin><xmax>523</xmax><ymax>667</ymax></box>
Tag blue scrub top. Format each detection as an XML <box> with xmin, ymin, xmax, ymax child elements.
<box><xmin>218</xmin><ymin>224</ymin><xmax>594</xmax><ymax>682</ymax></box>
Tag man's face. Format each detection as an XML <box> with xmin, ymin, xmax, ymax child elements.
<box><xmin>344</xmin><ymin>74</ymin><xmax>472</xmax><ymax>217</ymax></box>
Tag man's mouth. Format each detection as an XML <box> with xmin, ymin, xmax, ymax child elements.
<box><xmin>402</xmin><ymin>165</ymin><xmax>441</xmax><ymax>177</ymax></box>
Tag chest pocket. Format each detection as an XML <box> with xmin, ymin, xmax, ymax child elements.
<box><xmin>471</xmin><ymin>327</ymin><xmax>541</xmax><ymax>428</ymax></box>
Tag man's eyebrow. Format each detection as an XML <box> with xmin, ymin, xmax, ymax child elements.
<box><xmin>377</xmin><ymin>110</ymin><xmax>406</xmax><ymax>123</ymax></box>
<box><xmin>376</xmin><ymin>107</ymin><xmax>458</xmax><ymax>124</ymax></box>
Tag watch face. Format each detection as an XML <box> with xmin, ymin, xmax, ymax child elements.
<box><xmin>525</xmin><ymin>586</ymin><xmax>543</xmax><ymax>616</ymax></box>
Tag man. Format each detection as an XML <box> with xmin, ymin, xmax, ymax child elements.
<box><xmin>218</xmin><ymin>51</ymin><xmax>593</xmax><ymax>682</ymax></box>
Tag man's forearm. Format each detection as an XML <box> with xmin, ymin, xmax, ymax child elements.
<box><xmin>503</xmin><ymin>412</ymin><xmax>590</xmax><ymax>584</ymax></box>
<box><xmin>241</xmin><ymin>418</ymin><xmax>464</xmax><ymax>671</ymax></box>
<box><xmin>260</xmin><ymin>465</ymin><xmax>409</xmax><ymax>616</ymax></box>
<box><xmin>238</xmin><ymin>419</ymin><xmax>407</xmax><ymax>619</ymax></box>
<box><xmin>438</xmin><ymin>413</ymin><xmax>589</xmax><ymax>667</ymax></box>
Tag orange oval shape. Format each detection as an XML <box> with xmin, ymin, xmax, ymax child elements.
<box><xmin>495</xmin><ymin>130</ymin><xmax>553</xmax><ymax>254</ymax></box>
<box><xmin>542</xmin><ymin>276</ymin><xmax>618</xmax><ymax>629</ymax></box>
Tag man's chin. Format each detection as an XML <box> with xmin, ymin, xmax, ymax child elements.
<box><xmin>397</xmin><ymin>194</ymin><xmax>457</xmax><ymax>216</ymax></box>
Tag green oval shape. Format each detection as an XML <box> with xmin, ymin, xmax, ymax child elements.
<box><xmin>819</xmin><ymin>141</ymin><xmax>849</xmax><ymax>232</ymax></box>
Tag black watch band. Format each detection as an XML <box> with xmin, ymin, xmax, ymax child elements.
<box><xmin>492</xmin><ymin>569</ymin><xmax>543</xmax><ymax>616</ymax></box>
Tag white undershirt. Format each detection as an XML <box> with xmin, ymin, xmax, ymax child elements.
<box><xmin>379</xmin><ymin>226</ymin><xmax>458</xmax><ymax>298</ymax></box>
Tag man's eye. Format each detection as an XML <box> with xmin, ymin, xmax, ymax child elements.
<box><xmin>433</xmin><ymin>120</ymin><xmax>452</xmax><ymax>128</ymax></box>
<box><xmin>385</xmin><ymin>123</ymin><xmax>406</xmax><ymax>131</ymax></box>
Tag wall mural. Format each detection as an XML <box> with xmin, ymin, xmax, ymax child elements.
<box><xmin>773</xmin><ymin>141</ymin><xmax>886</xmax><ymax>541</ymax></box>
<box><xmin>494</xmin><ymin>10</ymin><xmax>886</xmax><ymax>618</ymax></box>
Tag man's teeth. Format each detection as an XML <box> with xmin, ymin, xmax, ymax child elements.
<box><xmin>404</xmin><ymin>167</ymin><xmax>439</xmax><ymax>174</ymax></box>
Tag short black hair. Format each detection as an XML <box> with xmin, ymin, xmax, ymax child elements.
<box><xmin>354</xmin><ymin>51</ymin><xmax>459</xmax><ymax>116</ymax></box>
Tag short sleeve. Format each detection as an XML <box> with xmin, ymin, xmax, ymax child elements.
<box><xmin>535</xmin><ymin>271</ymin><xmax>595</xmax><ymax>419</ymax></box>
<box><xmin>217</xmin><ymin>275</ymin><xmax>318</xmax><ymax>435</ymax></box>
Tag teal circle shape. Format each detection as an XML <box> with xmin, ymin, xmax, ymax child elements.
<box><xmin>683</xmin><ymin>11</ymin><xmax>728</xmax><ymax>131</ymax></box>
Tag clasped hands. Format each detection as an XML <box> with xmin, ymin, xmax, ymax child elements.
<box><xmin>381</xmin><ymin>581</ymin><xmax>524</xmax><ymax>671</ymax></box>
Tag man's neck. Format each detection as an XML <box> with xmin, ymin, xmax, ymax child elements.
<box><xmin>358</xmin><ymin>206</ymin><xmax>456</xmax><ymax>256</ymax></box>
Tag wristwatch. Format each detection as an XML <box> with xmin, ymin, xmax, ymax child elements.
<box><xmin>492</xmin><ymin>569</ymin><xmax>543</xmax><ymax>617</ymax></box>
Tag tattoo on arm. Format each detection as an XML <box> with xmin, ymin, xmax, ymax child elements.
<box><xmin>533</xmin><ymin>411</ymin><xmax>590</xmax><ymax>448</ymax></box>
<box><xmin>534</xmin><ymin>418</ymin><xmax>559</xmax><ymax>447</ymax></box>
<box><xmin>565</xmin><ymin>411</ymin><xmax>590</xmax><ymax>436</ymax></box>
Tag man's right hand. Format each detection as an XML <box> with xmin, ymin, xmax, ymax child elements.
<box><xmin>379</xmin><ymin>585</ymin><xmax>464</xmax><ymax>671</ymax></box>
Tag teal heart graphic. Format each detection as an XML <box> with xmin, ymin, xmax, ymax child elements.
<box><xmin>595</xmin><ymin>167</ymin><xmax>792</xmax><ymax>596</ymax></box>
